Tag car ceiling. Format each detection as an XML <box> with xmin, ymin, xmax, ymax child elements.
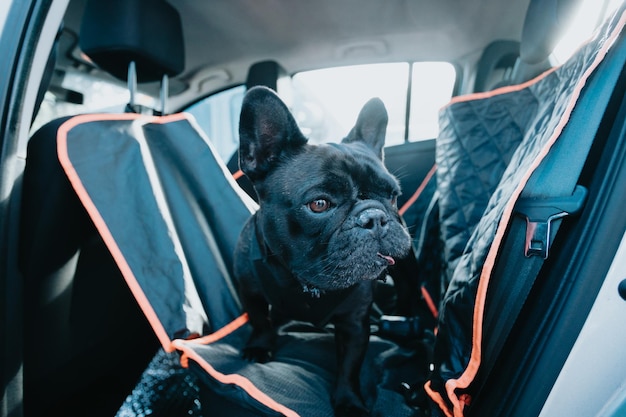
<box><xmin>59</xmin><ymin>0</ymin><xmax>531</xmax><ymax>108</ymax></box>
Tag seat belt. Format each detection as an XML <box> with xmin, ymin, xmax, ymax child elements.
<box><xmin>478</xmin><ymin>27</ymin><xmax>626</xmax><ymax>394</ymax></box>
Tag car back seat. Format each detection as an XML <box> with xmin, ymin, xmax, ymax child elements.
<box><xmin>35</xmin><ymin>4</ymin><xmax>434</xmax><ymax>417</ymax></box>
<box><xmin>21</xmin><ymin>1</ymin><xmax>626</xmax><ymax>417</ymax></box>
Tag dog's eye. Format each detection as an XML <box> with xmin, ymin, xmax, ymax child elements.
<box><xmin>391</xmin><ymin>195</ymin><xmax>398</xmax><ymax>207</ymax></box>
<box><xmin>308</xmin><ymin>199</ymin><xmax>331</xmax><ymax>213</ymax></box>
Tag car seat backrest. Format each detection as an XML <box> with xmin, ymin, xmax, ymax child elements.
<box><xmin>407</xmin><ymin>0</ymin><xmax>584</xmax><ymax>312</ymax></box>
<box><xmin>436</xmin><ymin>89</ymin><xmax>532</xmax><ymax>287</ymax></box>
<box><xmin>19</xmin><ymin>0</ymin><xmax>189</xmax><ymax>414</ymax></box>
<box><xmin>427</xmin><ymin>4</ymin><xmax>626</xmax><ymax>416</ymax></box>
<box><xmin>54</xmin><ymin>113</ymin><xmax>256</xmax><ymax>341</ymax></box>
<box><xmin>438</xmin><ymin>0</ymin><xmax>585</xmax><ymax>289</ymax></box>
<box><xmin>473</xmin><ymin>40</ymin><xmax>520</xmax><ymax>93</ymax></box>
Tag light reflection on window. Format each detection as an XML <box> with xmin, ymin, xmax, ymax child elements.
<box><xmin>553</xmin><ymin>0</ymin><xmax>622</xmax><ymax>63</ymax></box>
<box><xmin>292</xmin><ymin>62</ymin><xmax>456</xmax><ymax>146</ymax></box>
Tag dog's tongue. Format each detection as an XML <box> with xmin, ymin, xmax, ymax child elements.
<box><xmin>377</xmin><ymin>253</ymin><xmax>396</xmax><ymax>266</ymax></box>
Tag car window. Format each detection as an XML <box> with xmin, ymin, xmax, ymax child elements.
<box><xmin>407</xmin><ymin>62</ymin><xmax>457</xmax><ymax>141</ymax></box>
<box><xmin>186</xmin><ymin>62</ymin><xmax>456</xmax><ymax>162</ymax></box>
<box><xmin>31</xmin><ymin>70</ymin><xmax>156</xmax><ymax>133</ymax></box>
<box><xmin>186</xmin><ymin>85</ymin><xmax>246</xmax><ymax>163</ymax></box>
<box><xmin>291</xmin><ymin>63</ymin><xmax>410</xmax><ymax>145</ymax></box>
<box><xmin>553</xmin><ymin>0</ymin><xmax>622</xmax><ymax>63</ymax></box>
<box><xmin>292</xmin><ymin>62</ymin><xmax>456</xmax><ymax>146</ymax></box>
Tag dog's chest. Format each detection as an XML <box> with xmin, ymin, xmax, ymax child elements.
<box><xmin>250</xmin><ymin>237</ymin><xmax>356</xmax><ymax>326</ymax></box>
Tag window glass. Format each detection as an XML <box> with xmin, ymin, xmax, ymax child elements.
<box><xmin>552</xmin><ymin>0</ymin><xmax>622</xmax><ymax>63</ymax></box>
<box><xmin>186</xmin><ymin>85</ymin><xmax>245</xmax><ymax>162</ymax></box>
<box><xmin>36</xmin><ymin>61</ymin><xmax>456</xmax><ymax>165</ymax></box>
<box><xmin>408</xmin><ymin>62</ymin><xmax>456</xmax><ymax>141</ymax></box>
<box><xmin>31</xmin><ymin>71</ymin><xmax>154</xmax><ymax>133</ymax></box>
<box><xmin>292</xmin><ymin>62</ymin><xmax>456</xmax><ymax>146</ymax></box>
<box><xmin>291</xmin><ymin>63</ymin><xmax>409</xmax><ymax>145</ymax></box>
<box><xmin>185</xmin><ymin>62</ymin><xmax>456</xmax><ymax>161</ymax></box>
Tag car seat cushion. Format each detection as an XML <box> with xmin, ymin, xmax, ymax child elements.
<box><xmin>173</xmin><ymin>317</ymin><xmax>427</xmax><ymax>416</ymax></box>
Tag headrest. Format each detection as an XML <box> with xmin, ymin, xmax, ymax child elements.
<box><xmin>520</xmin><ymin>0</ymin><xmax>582</xmax><ymax>64</ymax></box>
<box><xmin>79</xmin><ymin>0</ymin><xmax>184</xmax><ymax>83</ymax></box>
<box><xmin>245</xmin><ymin>61</ymin><xmax>288</xmax><ymax>91</ymax></box>
<box><xmin>474</xmin><ymin>40</ymin><xmax>520</xmax><ymax>92</ymax></box>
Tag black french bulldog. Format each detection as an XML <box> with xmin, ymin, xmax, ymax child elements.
<box><xmin>234</xmin><ymin>86</ymin><xmax>413</xmax><ymax>416</ymax></box>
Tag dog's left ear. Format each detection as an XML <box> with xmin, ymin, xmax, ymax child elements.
<box><xmin>343</xmin><ymin>97</ymin><xmax>388</xmax><ymax>159</ymax></box>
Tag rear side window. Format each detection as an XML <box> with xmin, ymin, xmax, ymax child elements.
<box><xmin>186</xmin><ymin>61</ymin><xmax>456</xmax><ymax>161</ymax></box>
<box><xmin>186</xmin><ymin>86</ymin><xmax>245</xmax><ymax>162</ymax></box>
<box><xmin>292</xmin><ymin>62</ymin><xmax>456</xmax><ymax>146</ymax></box>
<box><xmin>31</xmin><ymin>71</ymin><xmax>132</xmax><ymax>133</ymax></box>
<box><xmin>553</xmin><ymin>0</ymin><xmax>623</xmax><ymax>63</ymax></box>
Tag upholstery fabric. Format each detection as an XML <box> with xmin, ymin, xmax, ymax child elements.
<box><xmin>428</xmin><ymin>7</ymin><xmax>626</xmax><ymax>416</ymax></box>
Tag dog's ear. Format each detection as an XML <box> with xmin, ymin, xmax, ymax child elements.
<box><xmin>343</xmin><ymin>97</ymin><xmax>388</xmax><ymax>159</ymax></box>
<box><xmin>238</xmin><ymin>86</ymin><xmax>307</xmax><ymax>182</ymax></box>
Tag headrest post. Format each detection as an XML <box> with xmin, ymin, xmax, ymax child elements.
<box><xmin>156</xmin><ymin>73</ymin><xmax>169</xmax><ymax>116</ymax></box>
<box><xmin>126</xmin><ymin>61</ymin><xmax>138</xmax><ymax>113</ymax></box>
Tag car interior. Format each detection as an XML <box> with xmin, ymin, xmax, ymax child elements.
<box><xmin>2</xmin><ymin>0</ymin><xmax>626</xmax><ymax>416</ymax></box>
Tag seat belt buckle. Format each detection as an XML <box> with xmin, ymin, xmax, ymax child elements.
<box><xmin>514</xmin><ymin>185</ymin><xmax>587</xmax><ymax>259</ymax></box>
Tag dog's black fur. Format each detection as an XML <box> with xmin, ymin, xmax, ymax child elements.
<box><xmin>234</xmin><ymin>86</ymin><xmax>413</xmax><ymax>416</ymax></box>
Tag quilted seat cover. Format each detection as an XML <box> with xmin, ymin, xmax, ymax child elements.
<box><xmin>426</xmin><ymin>6</ymin><xmax>626</xmax><ymax>417</ymax></box>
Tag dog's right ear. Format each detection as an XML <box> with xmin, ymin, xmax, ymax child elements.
<box><xmin>238</xmin><ymin>86</ymin><xmax>307</xmax><ymax>182</ymax></box>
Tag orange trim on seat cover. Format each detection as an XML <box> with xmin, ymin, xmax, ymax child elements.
<box><xmin>172</xmin><ymin>316</ymin><xmax>300</xmax><ymax>417</ymax></box>
<box><xmin>399</xmin><ymin>164</ymin><xmax>437</xmax><ymax>216</ymax></box>
<box><xmin>232</xmin><ymin>169</ymin><xmax>244</xmax><ymax>180</ymax></box>
<box><xmin>424</xmin><ymin>381</ymin><xmax>454</xmax><ymax>417</ymax></box>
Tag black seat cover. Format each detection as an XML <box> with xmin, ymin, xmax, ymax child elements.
<box><xmin>19</xmin><ymin>0</ymin><xmax>186</xmax><ymax>414</ymax></box>
<box><xmin>426</xmin><ymin>5</ymin><xmax>626</xmax><ymax>416</ymax></box>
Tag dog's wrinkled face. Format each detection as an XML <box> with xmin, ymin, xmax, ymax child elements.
<box><xmin>239</xmin><ymin>86</ymin><xmax>411</xmax><ymax>290</ymax></box>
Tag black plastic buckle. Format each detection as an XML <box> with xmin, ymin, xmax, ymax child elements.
<box><xmin>514</xmin><ymin>185</ymin><xmax>588</xmax><ymax>259</ymax></box>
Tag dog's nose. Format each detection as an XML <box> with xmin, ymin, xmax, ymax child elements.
<box><xmin>356</xmin><ymin>208</ymin><xmax>389</xmax><ymax>231</ymax></box>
